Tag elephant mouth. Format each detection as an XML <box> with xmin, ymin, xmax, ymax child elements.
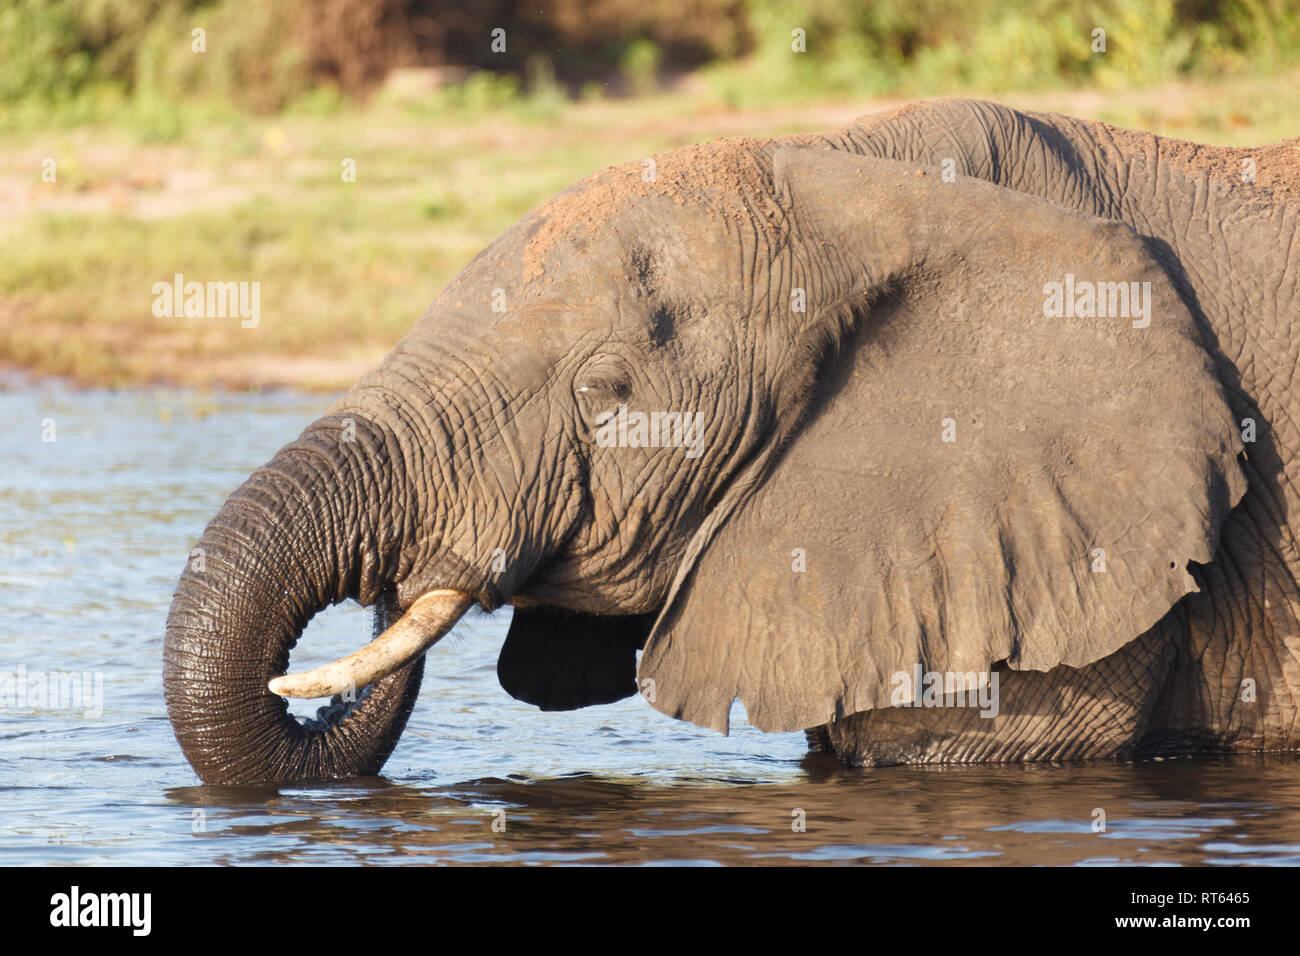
<box><xmin>269</xmin><ymin>589</ymin><xmax>474</xmax><ymax>701</ymax></box>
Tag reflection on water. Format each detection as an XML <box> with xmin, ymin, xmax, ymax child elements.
<box><xmin>154</xmin><ymin>759</ymin><xmax>1300</xmax><ymax>866</ymax></box>
<box><xmin>3</xmin><ymin>378</ymin><xmax>1300</xmax><ymax>865</ymax></box>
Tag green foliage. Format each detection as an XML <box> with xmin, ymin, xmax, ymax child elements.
<box><xmin>0</xmin><ymin>0</ymin><xmax>310</xmax><ymax>134</ymax></box>
<box><xmin>1</xmin><ymin>1</ymin><xmax>1297</xmax><ymax>128</ymax></box>
<box><xmin>0</xmin><ymin>0</ymin><xmax>99</xmax><ymax>104</ymax></box>
<box><xmin>706</xmin><ymin>0</ymin><xmax>1300</xmax><ymax>103</ymax></box>
<box><xmin>621</xmin><ymin>39</ymin><xmax>664</xmax><ymax>95</ymax></box>
<box><xmin>391</xmin><ymin>71</ymin><xmax>525</xmax><ymax>122</ymax></box>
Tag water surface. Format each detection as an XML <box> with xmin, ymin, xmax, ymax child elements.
<box><xmin>3</xmin><ymin>380</ymin><xmax>1299</xmax><ymax>865</ymax></box>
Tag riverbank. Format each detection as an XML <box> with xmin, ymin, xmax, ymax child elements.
<box><xmin>2</xmin><ymin>73</ymin><xmax>1295</xmax><ymax>392</ymax></box>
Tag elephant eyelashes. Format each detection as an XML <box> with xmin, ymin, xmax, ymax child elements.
<box><xmin>574</xmin><ymin>358</ymin><xmax>634</xmax><ymax>406</ymax></box>
<box><xmin>576</xmin><ymin>380</ymin><xmax>630</xmax><ymax>399</ymax></box>
<box><xmin>573</xmin><ymin>365</ymin><xmax>634</xmax><ymax>442</ymax></box>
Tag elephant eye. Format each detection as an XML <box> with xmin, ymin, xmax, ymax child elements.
<box><xmin>574</xmin><ymin>355</ymin><xmax>635</xmax><ymax>422</ymax></box>
<box><xmin>575</xmin><ymin>366</ymin><xmax>632</xmax><ymax>400</ymax></box>
<box><xmin>576</xmin><ymin>380</ymin><xmax>630</xmax><ymax>399</ymax></box>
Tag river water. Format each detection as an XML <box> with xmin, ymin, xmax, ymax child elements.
<box><xmin>3</xmin><ymin>379</ymin><xmax>1300</xmax><ymax>865</ymax></box>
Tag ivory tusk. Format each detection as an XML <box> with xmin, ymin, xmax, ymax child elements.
<box><xmin>268</xmin><ymin>589</ymin><xmax>473</xmax><ymax>699</ymax></box>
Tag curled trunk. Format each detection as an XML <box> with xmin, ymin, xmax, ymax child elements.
<box><xmin>163</xmin><ymin>415</ymin><xmax>422</xmax><ymax>784</ymax></box>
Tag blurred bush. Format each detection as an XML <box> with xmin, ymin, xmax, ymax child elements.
<box><xmin>721</xmin><ymin>0</ymin><xmax>1300</xmax><ymax>100</ymax></box>
<box><xmin>0</xmin><ymin>0</ymin><xmax>303</xmax><ymax>110</ymax></box>
<box><xmin>1</xmin><ymin>0</ymin><xmax>1297</xmax><ymax>126</ymax></box>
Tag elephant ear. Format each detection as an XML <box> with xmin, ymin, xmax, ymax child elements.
<box><xmin>499</xmin><ymin>607</ymin><xmax>653</xmax><ymax>711</ymax></box>
<box><xmin>638</xmin><ymin>147</ymin><xmax>1247</xmax><ymax>734</ymax></box>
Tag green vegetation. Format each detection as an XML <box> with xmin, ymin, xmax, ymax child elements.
<box><xmin>2</xmin><ymin>0</ymin><xmax>1298</xmax><ymax>136</ymax></box>
<box><xmin>707</xmin><ymin>0</ymin><xmax>1300</xmax><ymax>103</ymax></box>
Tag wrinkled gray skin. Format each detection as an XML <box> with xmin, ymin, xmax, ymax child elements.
<box><xmin>165</xmin><ymin>99</ymin><xmax>1300</xmax><ymax>783</ymax></box>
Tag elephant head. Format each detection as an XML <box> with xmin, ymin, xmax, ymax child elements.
<box><xmin>165</xmin><ymin>132</ymin><xmax>1244</xmax><ymax>783</ymax></box>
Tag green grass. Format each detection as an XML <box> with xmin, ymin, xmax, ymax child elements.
<box><xmin>1</xmin><ymin>73</ymin><xmax>1296</xmax><ymax>390</ymax></box>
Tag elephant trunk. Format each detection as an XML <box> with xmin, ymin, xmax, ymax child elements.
<box><xmin>163</xmin><ymin>414</ymin><xmax>447</xmax><ymax>784</ymax></box>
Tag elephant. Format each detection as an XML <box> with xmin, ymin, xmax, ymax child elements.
<box><xmin>164</xmin><ymin>98</ymin><xmax>1300</xmax><ymax>784</ymax></box>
